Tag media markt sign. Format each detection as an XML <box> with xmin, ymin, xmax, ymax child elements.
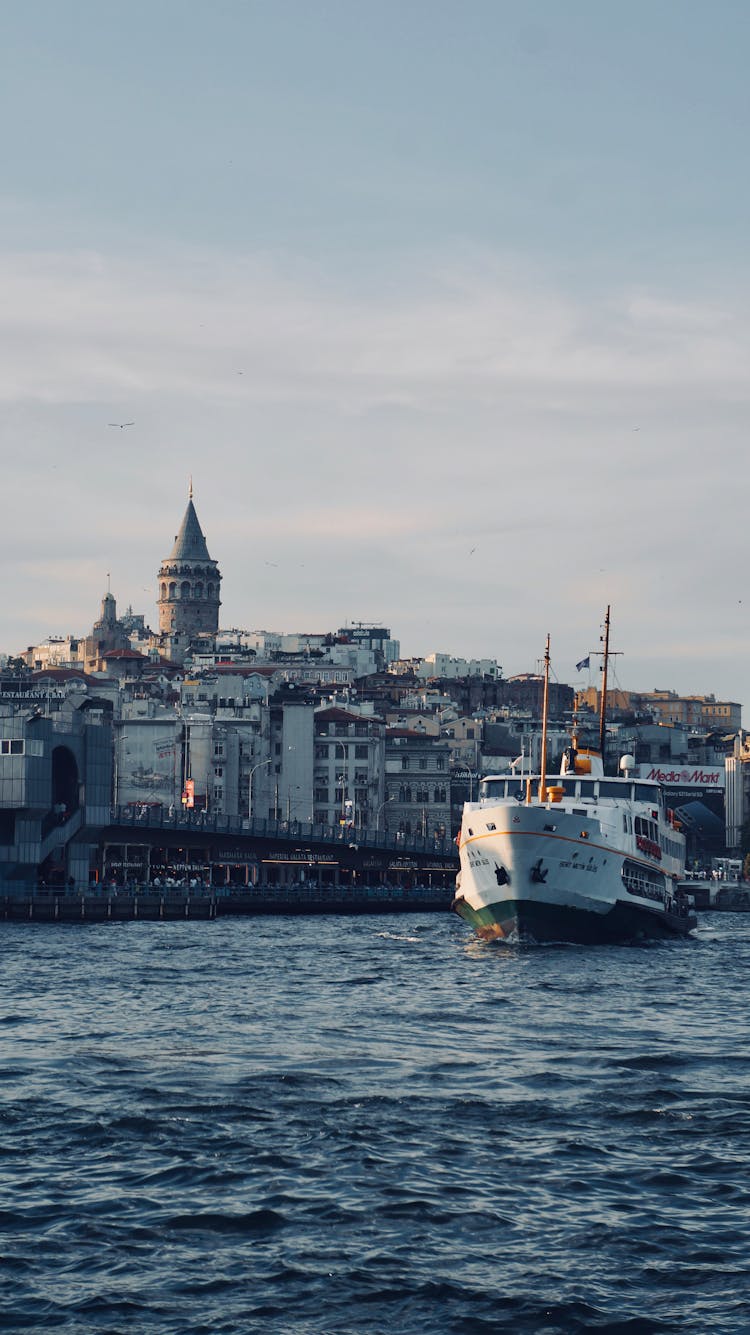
<box><xmin>637</xmin><ymin>764</ymin><xmax>725</xmax><ymax>789</ymax></box>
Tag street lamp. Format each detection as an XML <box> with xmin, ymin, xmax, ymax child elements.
<box><xmin>333</xmin><ymin>739</ymin><xmax>348</xmax><ymax>822</ymax></box>
<box><xmin>376</xmin><ymin>794</ymin><xmax>396</xmax><ymax>831</ymax></box>
<box><xmin>248</xmin><ymin>757</ymin><xmax>273</xmax><ymax>821</ymax></box>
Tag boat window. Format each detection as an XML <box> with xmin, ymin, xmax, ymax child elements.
<box><xmin>635</xmin><ymin>784</ymin><xmax>657</xmax><ymax>803</ymax></box>
<box><xmin>558</xmin><ymin>779</ymin><xmax>577</xmax><ymax>796</ymax></box>
<box><xmin>479</xmin><ymin>780</ymin><xmax>504</xmax><ymax>799</ymax></box>
<box><xmin>598</xmin><ymin>780</ymin><xmax>625</xmax><ymax>798</ymax></box>
<box><xmin>578</xmin><ymin>780</ymin><xmax>595</xmax><ymax>797</ymax></box>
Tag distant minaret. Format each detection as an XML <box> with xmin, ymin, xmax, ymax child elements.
<box><xmin>157</xmin><ymin>484</ymin><xmax>221</xmax><ymax>661</ymax></box>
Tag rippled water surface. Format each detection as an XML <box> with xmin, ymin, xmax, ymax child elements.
<box><xmin>2</xmin><ymin>912</ymin><xmax>750</xmax><ymax>1333</ymax></box>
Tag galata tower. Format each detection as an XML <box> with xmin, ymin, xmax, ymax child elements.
<box><xmin>157</xmin><ymin>483</ymin><xmax>221</xmax><ymax>662</ymax></box>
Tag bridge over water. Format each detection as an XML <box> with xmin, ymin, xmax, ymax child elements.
<box><xmin>94</xmin><ymin>806</ymin><xmax>458</xmax><ymax>891</ymax></box>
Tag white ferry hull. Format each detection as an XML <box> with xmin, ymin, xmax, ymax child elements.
<box><xmin>453</xmin><ymin>802</ymin><xmax>695</xmax><ymax>944</ymax></box>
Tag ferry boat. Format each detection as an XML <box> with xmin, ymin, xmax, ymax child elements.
<box><xmin>452</xmin><ymin>612</ymin><xmax>697</xmax><ymax>944</ymax></box>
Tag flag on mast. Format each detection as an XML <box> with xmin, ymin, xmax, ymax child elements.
<box><xmin>575</xmin><ymin>656</ymin><xmax>590</xmax><ymax>672</ymax></box>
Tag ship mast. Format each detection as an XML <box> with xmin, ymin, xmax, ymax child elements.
<box><xmin>599</xmin><ymin>605</ymin><xmax>610</xmax><ymax>763</ymax></box>
<box><xmin>538</xmin><ymin>633</ymin><xmax>551</xmax><ymax>803</ymax></box>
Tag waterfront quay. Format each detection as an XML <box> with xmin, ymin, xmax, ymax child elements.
<box><xmin>3</xmin><ymin>805</ymin><xmax>457</xmax><ymax>921</ymax></box>
<box><xmin>3</xmin><ymin>881</ymin><xmax>452</xmax><ymax>923</ymax></box>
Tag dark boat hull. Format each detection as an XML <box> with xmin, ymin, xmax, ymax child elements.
<box><xmin>453</xmin><ymin>894</ymin><xmax>697</xmax><ymax>945</ymax></box>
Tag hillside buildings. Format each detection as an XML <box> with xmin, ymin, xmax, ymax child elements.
<box><xmin>2</xmin><ymin>483</ymin><xmax>745</xmax><ymax>887</ymax></box>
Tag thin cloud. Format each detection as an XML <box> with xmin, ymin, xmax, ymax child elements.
<box><xmin>0</xmin><ymin>248</ymin><xmax>748</xmax><ymax>411</ymax></box>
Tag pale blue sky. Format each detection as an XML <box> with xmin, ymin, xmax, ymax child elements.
<box><xmin>1</xmin><ymin>2</ymin><xmax>749</xmax><ymax>707</ymax></box>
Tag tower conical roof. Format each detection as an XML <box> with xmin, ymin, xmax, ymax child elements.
<box><xmin>168</xmin><ymin>499</ymin><xmax>211</xmax><ymax>561</ymax></box>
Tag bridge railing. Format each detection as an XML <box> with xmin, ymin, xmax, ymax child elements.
<box><xmin>108</xmin><ymin>805</ymin><xmax>457</xmax><ymax>860</ymax></box>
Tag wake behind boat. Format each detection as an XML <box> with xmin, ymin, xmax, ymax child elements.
<box><xmin>452</xmin><ymin>612</ymin><xmax>697</xmax><ymax>944</ymax></box>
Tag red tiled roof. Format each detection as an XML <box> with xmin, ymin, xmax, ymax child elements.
<box><xmin>31</xmin><ymin>668</ymin><xmax>99</xmax><ymax>686</ymax></box>
<box><xmin>315</xmin><ymin>706</ymin><xmax>368</xmax><ymax>724</ymax></box>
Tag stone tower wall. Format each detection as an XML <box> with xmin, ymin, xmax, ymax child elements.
<box><xmin>157</xmin><ymin>561</ymin><xmax>221</xmax><ymax>638</ymax></box>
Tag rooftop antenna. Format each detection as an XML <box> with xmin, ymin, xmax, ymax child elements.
<box><xmin>189</xmin><ymin>476</ymin><xmax>193</xmax><ymax>500</ymax></box>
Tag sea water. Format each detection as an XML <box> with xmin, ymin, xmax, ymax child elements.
<box><xmin>1</xmin><ymin>913</ymin><xmax>749</xmax><ymax>1333</ymax></box>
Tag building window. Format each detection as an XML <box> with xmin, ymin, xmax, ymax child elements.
<box><xmin>0</xmin><ymin>740</ymin><xmax>24</xmax><ymax>755</ymax></box>
<box><xmin>419</xmin><ymin>758</ymin><xmax>427</xmax><ymax>770</ymax></box>
<box><xmin>315</xmin><ymin>744</ymin><xmax>329</xmax><ymax>759</ymax></box>
<box><xmin>315</xmin><ymin>788</ymin><xmax>328</xmax><ymax>803</ymax></box>
<box><xmin>436</xmin><ymin>758</ymin><xmax>445</xmax><ymax>770</ymax></box>
<box><xmin>355</xmin><ymin>745</ymin><xmax>368</xmax><ymax>759</ymax></box>
<box><xmin>401</xmin><ymin>757</ymin><xmax>410</xmax><ymax>770</ymax></box>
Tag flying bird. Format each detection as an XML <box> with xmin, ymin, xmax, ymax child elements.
<box><xmin>109</xmin><ymin>422</ymin><xmax>135</xmax><ymax>429</ymax></box>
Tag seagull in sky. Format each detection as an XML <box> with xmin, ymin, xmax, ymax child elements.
<box><xmin>109</xmin><ymin>422</ymin><xmax>135</xmax><ymax>429</ymax></box>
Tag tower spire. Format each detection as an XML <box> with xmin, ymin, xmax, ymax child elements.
<box><xmin>189</xmin><ymin>475</ymin><xmax>193</xmax><ymax>500</ymax></box>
